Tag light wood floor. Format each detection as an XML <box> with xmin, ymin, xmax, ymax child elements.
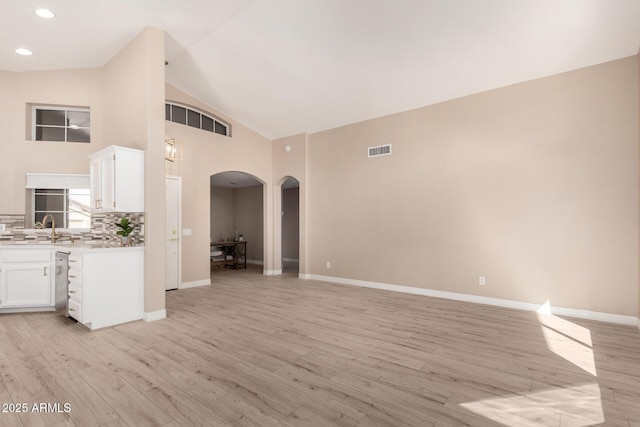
<box><xmin>2</xmin><ymin>266</ymin><xmax>640</xmax><ymax>426</ymax></box>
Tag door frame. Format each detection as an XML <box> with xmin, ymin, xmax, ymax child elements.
<box><xmin>166</xmin><ymin>175</ymin><xmax>182</xmax><ymax>290</ymax></box>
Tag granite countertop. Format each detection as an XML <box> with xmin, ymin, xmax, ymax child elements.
<box><xmin>0</xmin><ymin>241</ymin><xmax>144</xmax><ymax>253</ymax></box>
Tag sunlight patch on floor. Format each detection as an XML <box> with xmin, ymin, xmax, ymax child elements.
<box><xmin>536</xmin><ymin>301</ymin><xmax>597</xmax><ymax>376</ymax></box>
<box><xmin>460</xmin><ymin>383</ymin><xmax>604</xmax><ymax>426</ymax></box>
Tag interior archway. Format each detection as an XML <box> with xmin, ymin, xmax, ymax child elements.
<box><xmin>209</xmin><ymin>171</ymin><xmax>264</xmax><ymax>273</ymax></box>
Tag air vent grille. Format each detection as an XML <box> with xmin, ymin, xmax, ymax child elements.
<box><xmin>368</xmin><ymin>144</ymin><xmax>392</xmax><ymax>158</ymax></box>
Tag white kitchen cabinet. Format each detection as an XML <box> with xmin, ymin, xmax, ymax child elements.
<box><xmin>89</xmin><ymin>145</ymin><xmax>144</xmax><ymax>213</ymax></box>
<box><xmin>67</xmin><ymin>248</ymin><xmax>144</xmax><ymax>330</ymax></box>
<box><xmin>0</xmin><ymin>249</ymin><xmax>54</xmax><ymax>308</ymax></box>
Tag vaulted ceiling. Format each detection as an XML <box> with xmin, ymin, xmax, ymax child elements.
<box><xmin>3</xmin><ymin>0</ymin><xmax>640</xmax><ymax>140</ymax></box>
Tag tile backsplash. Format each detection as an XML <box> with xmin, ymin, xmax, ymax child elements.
<box><xmin>92</xmin><ymin>212</ymin><xmax>145</xmax><ymax>246</ymax></box>
<box><xmin>0</xmin><ymin>212</ymin><xmax>144</xmax><ymax>246</ymax></box>
<box><xmin>0</xmin><ymin>214</ymin><xmax>25</xmax><ymax>230</ymax></box>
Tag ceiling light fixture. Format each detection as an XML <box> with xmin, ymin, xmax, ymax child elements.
<box><xmin>35</xmin><ymin>8</ymin><xmax>55</xmax><ymax>19</ymax></box>
<box><xmin>15</xmin><ymin>48</ymin><xmax>32</xmax><ymax>56</ymax></box>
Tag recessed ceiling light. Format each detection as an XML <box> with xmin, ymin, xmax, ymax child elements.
<box><xmin>35</xmin><ymin>8</ymin><xmax>55</xmax><ymax>19</ymax></box>
<box><xmin>16</xmin><ymin>48</ymin><xmax>33</xmax><ymax>56</ymax></box>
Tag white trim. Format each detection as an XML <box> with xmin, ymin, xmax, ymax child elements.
<box><xmin>166</xmin><ymin>175</ymin><xmax>182</xmax><ymax>291</ymax></box>
<box><xmin>304</xmin><ymin>274</ymin><xmax>639</xmax><ymax>327</ymax></box>
<box><xmin>26</xmin><ymin>173</ymin><xmax>90</xmax><ymax>189</ymax></box>
<box><xmin>179</xmin><ymin>279</ymin><xmax>211</xmax><ymax>289</ymax></box>
<box><xmin>143</xmin><ymin>309</ymin><xmax>166</xmax><ymax>322</ymax></box>
<box><xmin>263</xmin><ymin>269</ymin><xmax>282</xmax><ymax>276</ymax></box>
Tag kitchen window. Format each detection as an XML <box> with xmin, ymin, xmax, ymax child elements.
<box><xmin>34</xmin><ymin>188</ymin><xmax>91</xmax><ymax>229</ymax></box>
<box><xmin>31</xmin><ymin>105</ymin><xmax>91</xmax><ymax>143</ymax></box>
<box><xmin>25</xmin><ymin>173</ymin><xmax>91</xmax><ymax>230</ymax></box>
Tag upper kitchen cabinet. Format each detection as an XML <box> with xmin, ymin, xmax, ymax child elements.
<box><xmin>89</xmin><ymin>145</ymin><xmax>144</xmax><ymax>213</ymax></box>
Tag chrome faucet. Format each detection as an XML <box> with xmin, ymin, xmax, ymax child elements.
<box><xmin>41</xmin><ymin>214</ymin><xmax>59</xmax><ymax>243</ymax></box>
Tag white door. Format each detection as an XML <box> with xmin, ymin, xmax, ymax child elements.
<box><xmin>165</xmin><ymin>176</ymin><xmax>181</xmax><ymax>290</ymax></box>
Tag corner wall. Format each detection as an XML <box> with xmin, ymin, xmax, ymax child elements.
<box><xmin>308</xmin><ymin>56</ymin><xmax>639</xmax><ymax>317</ymax></box>
<box><xmin>104</xmin><ymin>27</ymin><xmax>166</xmax><ymax>315</ymax></box>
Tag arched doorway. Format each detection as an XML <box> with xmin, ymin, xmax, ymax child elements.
<box><xmin>210</xmin><ymin>171</ymin><xmax>264</xmax><ymax>272</ymax></box>
<box><xmin>281</xmin><ymin>177</ymin><xmax>300</xmax><ymax>275</ymax></box>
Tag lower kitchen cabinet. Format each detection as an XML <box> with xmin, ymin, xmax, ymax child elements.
<box><xmin>67</xmin><ymin>248</ymin><xmax>144</xmax><ymax>330</ymax></box>
<box><xmin>0</xmin><ymin>249</ymin><xmax>54</xmax><ymax>308</ymax></box>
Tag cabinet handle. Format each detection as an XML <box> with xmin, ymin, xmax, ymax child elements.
<box><xmin>44</xmin><ymin>266</ymin><xmax>48</xmax><ymax>276</ymax></box>
<box><xmin>69</xmin><ymin>307</ymin><xmax>76</xmax><ymax>312</ymax></box>
<box><xmin>68</xmin><ymin>290</ymin><xmax>76</xmax><ymax>294</ymax></box>
<box><xmin>69</xmin><ymin>275</ymin><xmax>76</xmax><ymax>278</ymax></box>
<box><xmin>70</xmin><ymin>259</ymin><xmax>77</xmax><ymax>263</ymax></box>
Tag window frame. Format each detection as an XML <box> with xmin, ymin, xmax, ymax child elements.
<box><xmin>165</xmin><ymin>101</ymin><xmax>231</xmax><ymax>137</ymax></box>
<box><xmin>26</xmin><ymin>173</ymin><xmax>91</xmax><ymax>230</ymax></box>
<box><xmin>31</xmin><ymin>105</ymin><xmax>91</xmax><ymax>143</ymax></box>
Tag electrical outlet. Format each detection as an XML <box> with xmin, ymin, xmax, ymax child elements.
<box><xmin>479</xmin><ymin>276</ymin><xmax>486</xmax><ymax>286</ymax></box>
<box><xmin>326</xmin><ymin>261</ymin><xmax>331</xmax><ymax>269</ymax></box>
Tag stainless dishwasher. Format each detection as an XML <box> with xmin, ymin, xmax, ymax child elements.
<box><xmin>55</xmin><ymin>251</ymin><xmax>69</xmax><ymax>316</ymax></box>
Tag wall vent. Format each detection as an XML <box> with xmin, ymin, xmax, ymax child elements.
<box><xmin>368</xmin><ymin>144</ymin><xmax>392</xmax><ymax>158</ymax></box>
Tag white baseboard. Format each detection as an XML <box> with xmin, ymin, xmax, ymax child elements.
<box><xmin>179</xmin><ymin>279</ymin><xmax>211</xmax><ymax>289</ymax></box>
<box><xmin>264</xmin><ymin>269</ymin><xmax>282</xmax><ymax>276</ymax></box>
<box><xmin>304</xmin><ymin>274</ymin><xmax>639</xmax><ymax>327</ymax></box>
<box><xmin>143</xmin><ymin>309</ymin><xmax>166</xmax><ymax>322</ymax></box>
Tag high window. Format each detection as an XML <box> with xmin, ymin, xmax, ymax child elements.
<box><xmin>32</xmin><ymin>105</ymin><xmax>91</xmax><ymax>143</ymax></box>
<box><xmin>165</xmin><ymin>102</ymin><xmax>230</xmax><ymax>137</ymax></box>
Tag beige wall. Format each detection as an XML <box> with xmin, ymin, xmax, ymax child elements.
<box><xmin>104</xmin><ymin>27</ymin><xmax>166</xmax><ymax>314</ymax></box>
<box><xmin>210</xmin><ymin>187</ymin><xmax>234</xmax><ymax>240</ymax></box>
<box><xmin>164</xmin><ymin>84</ymin><xmax>274</xmax><ymax>282</ymax></box>
<box><xmin>0</xmin><ymin>68</ymin><xmax>104</xmax><ymax>213</ymax></box>
<box><xmin>234</xmin><ymin>185</ymin><xmax>264</xmax><ymax>262</ymax></box>
<box><xmin>308</xmin><ymin>56</ymin><xmax>639</xmax><ymax>317</ymax></box>
<box><xmin>3</xmin><ymin>45</ymin><xmax>635</xmax><ymax>319</ymax></box>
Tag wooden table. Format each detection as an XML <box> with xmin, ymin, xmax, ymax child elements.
<box><xmin>211</xmin><ymin>241</ymin><xmax>247</xmax><ymax>269</ymax></box>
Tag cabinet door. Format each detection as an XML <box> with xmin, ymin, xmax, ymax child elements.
<box><xmin>100</xmin><ymin>154</ymin><xmax>115</xmax><ymax>211</ymax></box>
<box><xmin>89</xmin><ymin>157</ymin><xmax>102</xmax><ymax>211</ymax></box>
<box><xmin>0</xmin><ymin>262</ymin><xmax>53</xmax><ymax>307</ymax></box>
